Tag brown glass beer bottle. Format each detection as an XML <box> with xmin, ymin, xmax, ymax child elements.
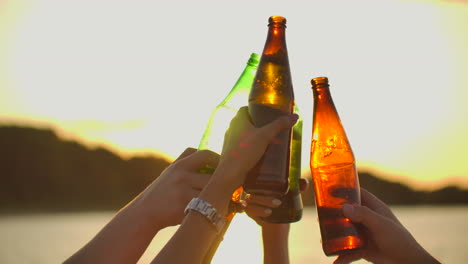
<box><xmin>244</xmin><ymin>16</ymin><xmax>295</xmax><ymax>197</ymax></box>
<box><xmin>309</xmin><ymin>77</ymin><xmax>365</xmax><ymax>256</ymax></box>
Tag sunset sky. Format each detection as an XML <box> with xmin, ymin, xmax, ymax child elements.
<box><xmin>2</xmin><ymin>0</ymin><xmax>468</xmax><ymax>190</ymax></box>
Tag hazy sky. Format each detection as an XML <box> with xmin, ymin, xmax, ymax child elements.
<box><xmin>2</xmin><ymin>0</ymin><xmax>468</xmax><ymax>190</ymax></box>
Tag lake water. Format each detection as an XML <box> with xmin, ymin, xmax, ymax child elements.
<box><xmin>1</xmin><ymin>206</ymin><xmax>467</xmax><ymax>263</ymax></box>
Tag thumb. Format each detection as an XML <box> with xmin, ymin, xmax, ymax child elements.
<box><xmin>260</xmin><ymin>113</ymin><xmax>299</xmax><ymax>140</ymax></box>
<box><xmin>342</xmin><ymin>203</ymin><xmax>389</xmax><ymax>233</ymax></box>
<box><xmin>174</xmin><ymin>147</ymin><xmax>197</xmax><ymax>162</ymax></box>
<box><xmin>178</xmin><ymin>149</ymin><xmax>220</xmax><ymax>171</ymax></box>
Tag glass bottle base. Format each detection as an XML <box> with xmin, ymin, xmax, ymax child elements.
<box><xmin>322</xmin><ymin>235</ymin><xmax>365</xmax><ymax>256</ymax></box>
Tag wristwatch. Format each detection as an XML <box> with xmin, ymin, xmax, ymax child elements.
<box><xmin>184</xmin><ymin>197</ymin><xmax>226</xmax><ymax>233</ymax></box>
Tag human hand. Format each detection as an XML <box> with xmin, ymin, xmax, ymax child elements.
<box><xmin>214</xmin><ymin>107</ymin><xmax>298</xmax><ymax>193</ymax></box>
<box><xmin>134</xmin><ymin>147</ymin><xmax>219</xmax><ymax>229</ymax></box>
<box><xmin>334</xmin><ymin>188</ymin><xmax>440</xmax><ymax>264</ymax></box>
<box><xmin>243</xmin><ymin>178</ymin><xmax>310</xmax><ymax>226</ymax></box>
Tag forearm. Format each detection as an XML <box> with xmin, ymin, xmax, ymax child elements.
<box><xmin>262</xmin><ymin>224</ymin><xmax>290</xmax><ymax>264</ymax></box>
<box><xmin>152</xmin><ymin>169</ymin><xmax>234</xmax><ymax>264</ymax></box>
<box><xmin>408</xmin><ymin>243</ymin><xmax>442</xmax><ymax>264</ymax></box>
<box><xmin>64</xmin><ymin>200</ymin><xmax>161</xmax><ymax>264</ymax></box>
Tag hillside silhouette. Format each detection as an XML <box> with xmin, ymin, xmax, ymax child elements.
<box><xmin>0</xmin><ymin>125</ymin><xmax>171</xmax><ymax>212</ymax></box>
<box><xmin>1</xmin><ymin>125</ymin><xmax>467</xmax><ymax>212</ymax></box>
<box><xmin>301</xmin><ymin>171</ymin><xmax>468</xmax><ymax>206</ymax></box>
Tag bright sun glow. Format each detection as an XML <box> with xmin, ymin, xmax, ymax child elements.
<box><xmin>211</xmin><ymin>214</ymin><xmax>263</xmax><ymax>263</ymax></box>
<box><xmin>2</xmin><ymin>0</ymin><xmax>468</xmax><ymax>192</ymax></box>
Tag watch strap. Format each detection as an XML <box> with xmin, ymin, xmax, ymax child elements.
<box><xmin>184</xmin><ymin>197</ymin><xmax>226</xmax><ymax>233</ymax></box>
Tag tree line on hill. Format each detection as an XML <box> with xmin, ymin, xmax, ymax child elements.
<box><xmin>0</xmin><ymin>125</ymin><xmax>467</xmax><ymax>213</ymax></box>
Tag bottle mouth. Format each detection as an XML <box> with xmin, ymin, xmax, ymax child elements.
<box><xmin>248</xmin><ymin>53</ymin><xmax>260</xmax><ymax>66</ymax></box>
<box><xmin>311</xmin><ymin>77</ymin><xmax>329</xmax><ymax>88</ymax></box>
<box><xmin>268</xmin><ymin>16</ymin><xmax>287</xmax><ymax>26</ymax></box>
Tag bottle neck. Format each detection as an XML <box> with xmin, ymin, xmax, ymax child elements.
<box><xmin>220</xmin><ymin>57</ymin><xmax>258</xmax><ymax>107</ymax></box>
<box><xmin>263</xmin><ymin>24</ymin><xmax>287</xmax><ymax>56</ymax></box>
<box><xmin>312</xmin><ymin>85</ymin><xmax>338</xmax><ymax>118</ymax></box>
<box><xmin>311</xmin><ymin>84</ymin><xmax>355</xmax><ymax>165</ymax></box>
<box><xmin>313</xmin><ymin>83</ymin><xmax>331</xmax><ymax>97</ymax></box>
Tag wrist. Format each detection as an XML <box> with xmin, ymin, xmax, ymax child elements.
<box><xmin>198</xmin><ymin>179</ymin><xmax>235</xmax><ymax>217</ymax></box>
<box><xmin>394</xmin><ymin>242</ymin><xmax>440</xmax><ymax>264</ymax></box>
<box><xmin>262</xmin><ymin>223</ymin><xmax>290</xmax><ymax>240</ymax></box>
<box><xmin>262</xmin><ymin>223</ymin><xmax>290</xmax><ymax>264</ymax></box>
<box><xmin>211</xmin><ymin>160</ymin><xmax>244</xmax><ymax>194</ymax></box>
<box><xmin>413</xmin><ymin>248</ymin><xmax>441</xmax><ymax>264</ymax></box>
<box><xmin>128</xmin><ymin>197</ymin><xmax>166</xmax><ymax>232</ymax></box>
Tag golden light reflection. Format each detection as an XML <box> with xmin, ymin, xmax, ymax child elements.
<box><xmin>211</xmin><ymin>213</ymin><xmax>262</xmax><ymax>263</ymax></box>
<box><xmin>54</xmin><ymin>119</ymin><xmax>174</xmax><ymax>161</ymax></box>
<box><xmin>266</xmin><ymin>92</ymin><xmax>277</xmax><ymax>105</ymax></box>
<box><xmin>261</xmin><ymin>63</ymin><xmax>281</xmax><ymax>105</ymax></box>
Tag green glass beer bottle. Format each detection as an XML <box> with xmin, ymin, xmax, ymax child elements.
<box><xmin>198</xmin><ymin>53</ymin><xmax>260</xmax><ymax>156</ymax></box>
<box><xmin>198</xmin><ymin>53</ymin><xmax>259</xmax><ymax>263</ymax></box>
<box><xmin>261</xmin><ymin>104</ymin><xmax>303</xmax><ymax>223</ymax></box>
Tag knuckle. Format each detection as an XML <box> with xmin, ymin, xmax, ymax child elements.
<box><xmin>171</xmin><ymin>160</ymin><xmax>184</xmax><ymax>171</ymax></box>
<box><xmin>198</xmin><ymin>149</ymin><xmax>217</xmax><ymax>158</ymax></box>
<box><xmin>350</xmin><ymin>205</ymin><xmax>367</xmax><ymax>221</ymax></box>
<box><xmin>174</xmin><ymin>174</ymin><xmax>189</xmax><ymax>185</ymax></box>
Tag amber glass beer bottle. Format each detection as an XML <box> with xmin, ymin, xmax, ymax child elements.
<box><xmin>262</xmin><ymin>105</ymin><xmax>303</xmax><ymax>223</ymax></box>
<box><xmin>198</xmin><ymin>53</ymin><xmax>259</xmax><ymax>263</ymax></box>
<box><xmin>244</xmin><ymin>16</ymin><xmax>295</xmax><ymax>197</ymax></box>
<box><xmin>309</xmin><ymin>77</ymin><xmax>365</xmax><ymax>256</ymax></box>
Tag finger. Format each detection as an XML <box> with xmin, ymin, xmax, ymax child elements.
<box><xmin>235</xmin><ymin>106</ymin><xmax>251</xmax><ymax>124</ymax></box>
<box><xmin>360</xmin><ymin>188</ymin><xmax>401</xmax><ymax>224</ymax></box>
<box><xmin>342</xmin><ymin>204</ymin><xmax>392</xmax><ymax>234</ymax></box>
<box><xmin>246</xmin><ymin>195</ymin><xmax>282</xmax><ymax>208</ymax></box>
<box><xmin>360</xmin><ymin>188</ymin><xmax>389</xmax><ymax>211</ymax></box>
<box><xmin>259</xmin><ymin>114</ymin><xmax>298</xmax><ymax>140</ymax></box>
<box><xmin>178</xmin><ymin>149</ymin><xmax>220</xmax><ymax>171</ymax></box>
<box><xmin>226</xmin><ymin>107</ymin><xmax>252</xmax><ymax>135</ymax></box>
<box><xmin>232</xmin><ymin>114</ymin><xmax>297</xmax><ymax>158</ymax></box>
<box><xmin>174</xmin><ymin>147</ymin><xmax>197</xmax><ymax>162</ymax></box>
<box><xmin>300</xmin><ymin>178</ymin><xmax>310</xmax><ymax>192</ymax></box>
<box><xmin>245</xmin><ymin>204</ymin><xmax>272</xmax><ymax>218</ymax></box>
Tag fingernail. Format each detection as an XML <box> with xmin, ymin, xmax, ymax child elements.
<box><xmin>289</xmin><ymin>114</ymin><xmax>299</xmax><ymax>123</ymax></box>
<box><xmin>264</xmin><ymin>208</ymin><xmax>272</xmax><ymax>215</ymax></box>
<box><xmin>342</xmin><ymin>204</ymin><xmax>354</xmax><ymax>217</ymax></box>
<box><xmin>272</xmin><ymin>199</ymin><xmax>282</xmax><ymax>206</ymax></box>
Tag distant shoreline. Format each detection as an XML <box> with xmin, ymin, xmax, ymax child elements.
<box><xmin>1</xmin><ymin>125</ymin><xmax>468</xmax><ymax>211</ymax></box>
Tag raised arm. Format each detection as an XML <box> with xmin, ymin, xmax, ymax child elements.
<box><xmin>64</xmin><ymin>148</ymin><xmax>216</xmax><ymax>264</ymax></box>
<box><xmin>151</xmin><ymin>107</ymin><xmax>298</xmax><ymax>264</ymax></box>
